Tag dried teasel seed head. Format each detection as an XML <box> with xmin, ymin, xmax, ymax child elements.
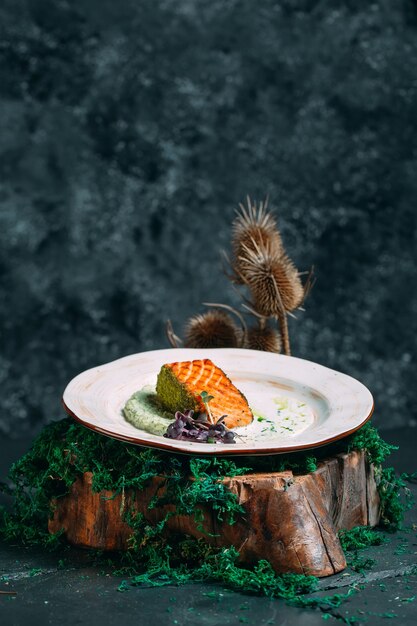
<box><xmin>246</xmin><ymin>326</ymin><xmax>282</xmax><ymax>353</ymax></box>
<box><xmin>231</xmin><ymin>196</ymin><xmax>283</xmax><ymax>282</ymax></box>
<box><xmin>184</xmin><ymin>310</ymin><xmax>240</xmax><ymax>349</ymax></box>
<box><xmin>239</xmin><ymin>241</ymin><xmax>304</xmax><ymax>316</ymax></box>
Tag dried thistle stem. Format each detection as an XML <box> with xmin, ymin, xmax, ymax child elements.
<box><xmin>272</xmin><ymin>280</ymin><xmax>291</xmax><ymax>356</ymax></box>
<box><xmin>301</xmin><ymin>264</ymin><xmax>316</xmax><ymax>305</ymax></box>
<box><xmin>166</xmin><ymin>319</ymin><xmax>182</xmax><ymax>348</ymax></box>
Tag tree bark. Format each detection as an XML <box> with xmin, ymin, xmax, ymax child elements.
<box><xmin>49</xmin><ymin>449</ymin><xmax>380</xmax><ymax>578</ymax></box>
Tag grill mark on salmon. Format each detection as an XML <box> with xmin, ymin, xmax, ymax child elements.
<box><xmin>192</xmin><ymin>360</ymin><xmax>205</xmax><ymax>388</ymax></box>
<box><xmin>164</xmin><ymin>358</ymin><xmax>253</xmax><ymax>429</ymax></box>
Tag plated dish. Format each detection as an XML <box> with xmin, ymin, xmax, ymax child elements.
<box><xmin>62</xmin><ymin>348</ymin><xmax>374</xmax><ymax>456</ymax></box>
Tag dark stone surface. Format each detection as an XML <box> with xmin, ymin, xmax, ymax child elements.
<box><xmin>1</xmin><ymin>549</ymin><xmax>417</xmax><ymax>626</ymax></box>
<box><xmin>1</xmin><ymin>0</ymin><xmax>417</xmax><ymax>436</ymax></box>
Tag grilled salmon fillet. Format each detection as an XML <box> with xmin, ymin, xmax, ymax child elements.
<box><xmin>156</xmin><ymin>358</ymin><xmax>253</xmax><ymax>429</ymax></box>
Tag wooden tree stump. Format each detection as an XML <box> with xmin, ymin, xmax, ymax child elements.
<box><xmin>49</xmin><ymin>449</ymin><xmax>380</xmax><ymax>578</ymax></box>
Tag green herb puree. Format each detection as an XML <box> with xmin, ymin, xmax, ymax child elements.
<box><xmin>123</xmin><ymin>385</ymin><xmax>173</xmax><ymax>436</ymax></box>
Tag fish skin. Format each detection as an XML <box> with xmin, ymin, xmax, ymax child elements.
<box><xmin>164</xmin><ymin>358</ymin><xmax>253</xmax><ymax>429</ymax></box>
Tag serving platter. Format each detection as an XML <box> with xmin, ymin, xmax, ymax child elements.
<box><xmin>62</xmin><ymin>348</ymin><xmax>374</xmax><ymax>456</ymax></box>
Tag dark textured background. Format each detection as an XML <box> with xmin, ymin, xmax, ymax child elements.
<box><xmin>1</xmin><ymin>0</ymin><xmax>417</xmax><ymax>438</ymax></box>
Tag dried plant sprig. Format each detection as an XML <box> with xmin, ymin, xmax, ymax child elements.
<box><xmin>246</xmin><ymin>325</ymin><xmax>282</xmax><ymax>353</ymax></box>
<box><xmin>166</xmin><ymin>319</ymin><xmax>183</xmax><ymax>348</ymax></box>
<box><xmin>238</xmin><ymin>240</ymin><xmax>304</xmax><ymax>315</ymax></box>
<box><xmin>237</xmin><ymin>240</ymin><xmax>304</xmax><ymax>355</ymax></box>
<box><xmin>300</xmin><ymin>265</ymin><xmax>316</xmax><ymax>305</ymax></box>
<box><xmin>202</xmin><ymin>302</ymin><xmax>247</xmax><ymax>347</ymax></box>
<box><xmin>231</xmin><ymin>196</ymin><xmax>283</xmax><ymax>283</ymax></box>
<box><xmin>166</xmin><ymin>195</ymin><xmax>313</xmax><ymax>358</ymax></box>
<box><xmin>184</xmin><ymin>309</ymin><xmax>240</xmax><ymax>349</ymax></box>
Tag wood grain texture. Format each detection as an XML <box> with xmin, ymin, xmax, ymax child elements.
<box><xmin>48</xmin><ymin>449</ymin><xmax>380</xmax><ymax>577</ymax></box>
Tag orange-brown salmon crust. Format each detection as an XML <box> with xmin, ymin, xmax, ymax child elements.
<box><xmin>164</xmin><ymin>358</ymin><xmax>253</xmax><ymax>429</ymax></box>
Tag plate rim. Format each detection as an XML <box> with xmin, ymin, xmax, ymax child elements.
<box><xmin>62</xmin><ymin>348</ymin><xmax>375</xmax><ymax>456</ymax></box>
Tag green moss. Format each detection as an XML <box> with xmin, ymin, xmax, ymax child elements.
<box><xmin>339</xmin><ymin>526</ymin><xmax>385</xmax><ymax>552</ymax></box>
<box><xmin>0</xmin><ymin>417</ymin><xmax>413</xmax><ymax>608</ymax></box>
<box><xmin>377</xmin><ymin>467</ymin><xmax>414</xmax><ymax>531</ymax></box>
<box><xmin>121</xmin><ymin>546</ymin><xmax>318</xmax><ymax>598</ymax></box>
<box><xmin>347</xmin><ymin>422</ymin><xmax>398</xmax><ymax>465</ymax></box>
<box><xmin>338</xmin><ymin>526</ymin><xmax>385</xmax><ymax>574</ymax></box>
<box><xmin>289</xmin><ymin>587</ymin><xmax>357</xmax><ymax>610</ymax></box>
<box><xmin>155</xmin><ymin>365</ymin><xmax>199</xmax><ymax>414</ymax></box>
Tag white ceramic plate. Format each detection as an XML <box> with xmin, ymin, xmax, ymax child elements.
<box><xmin>62</xmin><ymin>348</ymin><xmax>374</xmax><ymax>456</ymax></box>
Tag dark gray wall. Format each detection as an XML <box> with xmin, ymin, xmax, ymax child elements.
<box><xmin>1</xmin><ymin>0</ymin><xmax>417</xmax><ymax>437</ymax></box>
